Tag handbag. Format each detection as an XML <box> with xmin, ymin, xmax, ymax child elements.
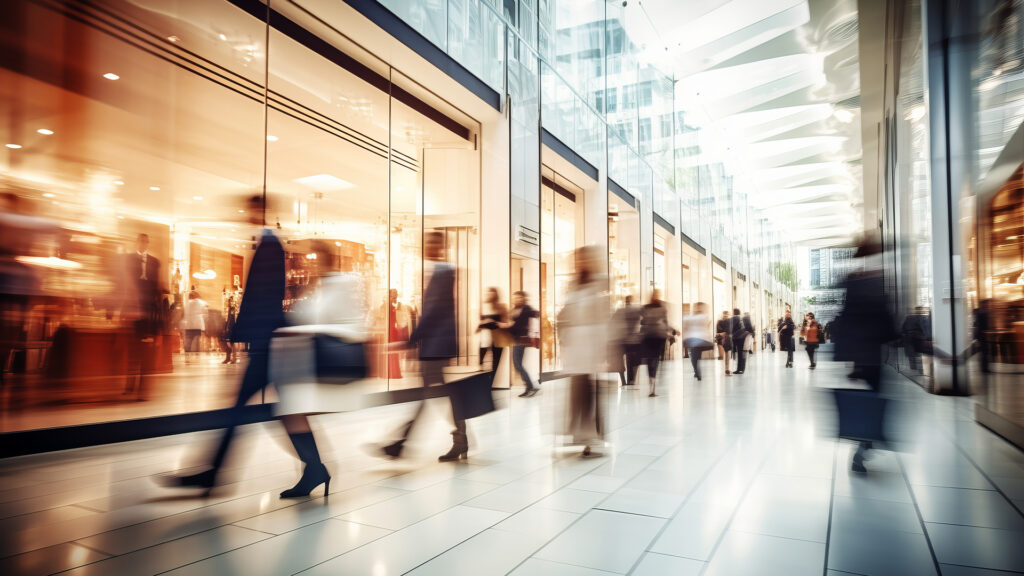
<box><xmin>313</xmin><ymin>334</ymin><xmax>367</xmax><ymax>381</ymax></box>
<box><xmin>448</xmin><ymin>370</ymin><xmax>496</xmax><ymax>420</ymax></box>
<box><xmin>832</xmin><ymin>389</ymin><xmax>888</xmax><ymax>443</ymax></box>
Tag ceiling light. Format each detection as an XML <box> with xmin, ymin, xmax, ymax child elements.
<box><xmin>103</xmin><ymin>72</ymin><xmax>120</xmax><ymax>80</ymax></box>
<box><xmin>218</xmin><ymin>33</ymin><xmax>227</xmax><ymax>41</ymax></box>
<box><xmin>238</xmin><ymin>209</ymin><xmax>246</xmax><ymax>213</ymax></box>
<box><xmin>833</xmin><ymin>109</ymin><xmax>855</xmax><ymax>123</ymax></box>
<box><xmin>6</xmin><ymin>143</ymin><xmax>22</xmax><ymax>149</ymax></box>
<box><xmin>192</xmin><ymin>269</ymin><xmax>217</xmax><ymax>280</ymax></box>
<box><xmin>37</xmin><ymin>128</ymin><xmax>54</xmax><ymax>135</ymax></box>
<box><xmin>266</xmin><ymin>135</ymin><xmax>278</xmax><ymax>142</ymax></box>
<box><xmin>335</xmin><ymin>241</ymin><xmax>342</xmax><ymax>247</ymax></box>
<box><xmin>149</xmin><ymin>186</ymin><xmax>161</xmax><ymax>191</ymax></box>
<box><xmin>15</xmin><ymin>256</ymin><xmax>82</xmax><ymax>270</ymax></box>
<box><xmin>167</xmin><ymin>35</ymin><xmax>180</xmax><ymax>43</ymax></box>
<box><xmin>294</xmin><ymin>174</ymin><xmax>355</xmax><ymax>191</ymax></box>
<box><xmin>42</xmin><ymin>193</ymin><xmax>55</xmax><ymax>198</ymax></box>
<box><xmin>113</xmin><ymin>180</ymin><xmax>124</xmax><ymax>186</ymax></box>
<box><xmin>192</xmin><ymin>196</ymin><xmax>203</xmax><ymax>201</ymax></box>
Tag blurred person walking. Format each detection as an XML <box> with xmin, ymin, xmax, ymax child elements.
<box><xmin>639</xmin><ymin>290</ymin><xmax>669</xmax><ymax>396</ymax></box>
<box><xmin>507</xmin><ymin>291</ymin><xmax>539</xmax><ymax>397</ymax></box>
<box><xmin>610</xmin><ymin>295</ymin><xmax>642</xmax><ymax>387</ymax></box>
<box><xmin>559</xmin><ymin>245</ymin><xmax>608</xmax><ymax>456</ymax></box>
<box><xmin>378</xmin><ymin>231</ymin><xmax>465</xmax><ymax>462</ymax></box>
<box><xmin>802</xmin><ymin>312</ymin><xmax>821</xmax><ymax>369</ymax></box>
<box><xmin>478</xmin><ymin>287</ymin><xmax>509</xmax><ymax>372</ymax></box>
<box><xmin>271</xmin><ymin>241</ymin><xmax>368</xmax><ymax>498</ymax></box>
<box><xmin>778</xmin><ymin>310</ymin><xmax>796</xmax><ymax>368</ymax></box>
<box><xmin>682</xmin><ymin>302</ymin><xmax>713</xmax><ymax>381</ymax></box>
<box><xmin>161</xmin><ymin>195</ymin><xmax>286</xmax><ymax>491</ymax></box>
<box><xmin>833</xmin><ymin>236</ymin><xmax>896</xmax><ymax>473</ymax></box>
<box><xmin>182</xmin><ymin>290</ymin><xmax>209</xmax><ymax>364</ymax></box>
<box><xmin>731</xmin><ymin>308</ymin><xmax>751</xmax><ymax>374</ymax></box>
<box><xmin>716</xmin><ymin>310</ymin><xmax>732</xmax><ymax>375</ymax></box>
<box><xmin>386</xmin><ymin>289</ymin><xmax>410</xmax><ymax>379</ymax></box>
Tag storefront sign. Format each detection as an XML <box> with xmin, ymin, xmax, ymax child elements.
<box><xmin>517</xmin><ymin>225</ymin><xmax>539</xmax><ymax>246</ymax></box>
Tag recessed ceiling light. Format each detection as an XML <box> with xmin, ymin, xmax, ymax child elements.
<box><xmin>43</xmin><ymin>193</ymin><xmax>55</xmax><ymax>198</ymax></box>
<box><xmin>37</xmin><ymin>129</ymin><xmax>54</xmax><ymax>135</ymax></box>
<box><xmin>113</xmin><ymin>180</ymin><xmax>124</xmax><ymax>186</ymax></box>
<box><xmin>167</xmin><ymin>35</ymin><xmax>180</xmax><ymax>43</ymax></box>
<box><xmin>192</xmin><ymin>195</ymin><xmax>203</xmax><ymax>200</ymax></box>
<box><xmin>6</xmin><ymin>143</ymin><xmax>22</xmax><ymax>149</ymax></box>
<box><xmin>294</xmin><ymin>174</ymin><xmax>355</xmax><ymax>191</ymax></box>
<box><xmin>149</xmin><ymin>186</ymin><xmax>161</xmax><ymax>191</ymax></box>
<box><xmin>218</xmin><ymin>33</ymin><xmax>227</xmax><ymax>41</ymax></box>
<box><xmin>103</xmin><ymin>72</ymin><xmax>120</xmax><ymax>80</ymax></box>
<box><xmin>266</xmin><ymin>135</ymin><xmax>278</xmax><ymax>142</ymax></box>
<box><xmin>238</xmin><ymin>209</ymin><xmax>246</xmax><ymax>213</ymax></box>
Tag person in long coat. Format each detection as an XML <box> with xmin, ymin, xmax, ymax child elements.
<box><xmin>778</xmin><ymin>310</ymin><xmax>796</xmax><ymax>368</ymax></box>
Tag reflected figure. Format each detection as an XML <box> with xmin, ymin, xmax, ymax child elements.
<box><xmin>181</xmin><ymin>291</ymin><xmax>208</xmax><ymax>364</ymax></box>
<box><xmin>160</xmin><ymin>195</ymin><xmax>286</xmax><ymax>491</ymax></box>
<box><xmin>682</xmin><ymin>301</ymin><xmax>713</xmax><ymax>381</ymax></box>
<box><xmin>609</xmin><ymin>295</ymin><xmax>641</xmax><ymax>387</ymax></box>
<box><xmin>778</xmin><ymin>310</ymin><xmax>796</xmax><ymax>368</ymax></box>
<box><xmin>387</xmin><ymin>288</ymin><xmax>409</xmax><ymax>379</ymax></box>
<box><xmin>833</xmin><ymin>236</ymin><xmax>897</xmax><ymax>473</ymax></box>
<box><xmin>379</xmin><ymin>231</ymin><xmax>463</xmax><ymax>462</ymax></box>
<box><xmin>639</xmin><ymin>290</ymin><xmax>668</xmax><ymax>396</ymax></box>
<box><xmin>478</xmin><ymin>287</ymin><xmax>509</xmax><ymax>372</ymax></box>
<box><xmin>507</xmin><ymin>290</ymin><xmax>539</xmax><ymax>397</ymax></box>
<box><xmin>558</xmin><ymin>245</ymin><xmax>608</xmax><ymax>456</ymax></box>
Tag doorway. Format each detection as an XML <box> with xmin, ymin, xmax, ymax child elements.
<box><xmin>539</xmin><ymin>166</ymin><xmax>585</xmax><ymax>373</ymax></box>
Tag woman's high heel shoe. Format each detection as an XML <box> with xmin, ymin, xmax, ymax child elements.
<box><xmin>280</xmin><ymin>464</ymin><xmax>330</xmax><ymax>498</ymax></box>
<box><xmin>438</xmin><ymin>446</ymin><xmax>468</xmax><ymax>462</ymax></box>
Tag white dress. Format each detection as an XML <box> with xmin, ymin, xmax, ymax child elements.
<box><xmin>270</xmin><ymin>273</ymin><xmax>375</xmax><ymax>416</ymax></box>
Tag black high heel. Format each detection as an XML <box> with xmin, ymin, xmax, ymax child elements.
<box><xmin>438</xmin><ymin>446</ymin><xmax>468</xmax><ymax>462</ymax></box>
<box><xmin>280</xmin><ymin>464</ymin><xmax>330</xmax><ymax>498</ymax></box>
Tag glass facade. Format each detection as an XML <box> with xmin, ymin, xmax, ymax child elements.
<box><xmin>1</xmin><ymin>0</ymin><xmax>800</xmax><ymax>439</ymax></box>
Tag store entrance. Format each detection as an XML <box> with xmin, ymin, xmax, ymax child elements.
<box><xmin>539</xmin><ymin>165</ymin><xmax>585</xmax><ymax>373</ymax></box>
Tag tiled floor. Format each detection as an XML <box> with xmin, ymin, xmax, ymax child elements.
<box><xmin>1</xmin><ymin>350</ymin><xmax>1023</xmax><ymax>575</ymax></box>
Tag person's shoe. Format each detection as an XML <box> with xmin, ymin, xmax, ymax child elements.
<box><xmin>280</xmin><ymin>464</ymin><xmax>330</xmax><ymax>498</ymax></box>
<box><xmin>734</xmin><ymin>371</ymin><xmax>743</xmax><ymax>375</ymax></box>
<box><xmin>648</xmin><ymin>392</ymin><xmax>657</xmax><ymax>397</ymax></box>
<box><xmin>158</xmin><ymin>468</ymin><xmax>216</xmax><ymax>490</ymax></box>
<box><xmin>525</xmin><ymin>389</ymin><xmax>539</xmax><ymax>397</ymax></box>
<box><xmin>518</xmin><ymin>391</ymin><xmax>529</xmax><ymax>397</ymax></box>
<box><xmin>381</xmin><ymin>440</ymin><xmax>405</xmax><ymax>459</ymax></box>
<box><xmin>438</xmin><ymin>446</ymin><xmax>468</xmax><ymax>462</ymax></box>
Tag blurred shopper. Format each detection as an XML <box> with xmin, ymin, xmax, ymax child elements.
<box><xmin>803</xmin><ymin>312</ymin><xmax>821</xmax><ymax>369</ymax></box>
<box><xmin>639</xmin><ymin>290</ymin><xmax>669</xmax><ymax>396</ymax></box>
<box><xmin>182</xmin><ymin>291</ymin><xmax>208</xmax><ymax>364</ymax></box>
<box><xmin>122</xmin><ymin>233</ymin><xmax>162</xmax><ymax>398</ymax></box>
<box><xmin>386</xmin><ymin>289</ymin><xmax>409</xmax><ymax>378</ymax></box>
<box><xmin>161</xmin><ymin>195</ymin><xmax>286</xmax><ymax>491</ymax></box>
<box><xmin>610</xmin><ymin>295</ymin><xmax>642</xmax><ymax>386</ymax></box>
<box><xmin>833</xmin><ymin>236</ymin><xmax>896</xmax><ymax>473</ymax></box>
<box><xmin>379</xmin><ymin>231</ymin><xmax>465</xmax><ymax>462</ymax></box>
<box><xmin>559</xmin><ymin>245</ymin><xmax>608</xmax><ymax>456</ymax></box>
<box><xmin>271</xmin><ymin>241</ymin><xmax>368</xmax><ymax>498</ymax></box>
<box><xmin>507</xmin><ymin>290</ymin><xmax>539</xmax><ymax>397</ymax></box>
<box><xmin>742</xmin><ymin>312</ymin><xmax>755</xmax><ymax>355</ymax></box>
<box><xmin>682</xmin><ymin>302</ymin><xmax>713</xmax><ymax>381</ymax></box>
<box><xmin>478</xmin><ymin>287</ymin><xmax>509</xmax><ymax>371</ymax></box>
<box><xmin>778</xmin><ymin>310</ymin><xmax>796</xmax><ymax>367</ymax></box>
<box><xmin>716</xmin><ymin>310</ymin><xmax>732</xmax><ymax>375</ymax></box>
<box><xmin>731</xmin><ymin>308</ymin><xmax>751</xmax><ymax>374</ymax></box>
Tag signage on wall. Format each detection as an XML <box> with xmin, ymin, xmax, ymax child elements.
<box><xmin>517</xmin><ymin>225</ymin><xmax>539</xmax><ymax>246</ymax></box>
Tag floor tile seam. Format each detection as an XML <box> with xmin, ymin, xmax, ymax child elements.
<box><xmin>921</xmin><ymin>519</ymin><xmax>1024</xmax><ymax>533</ymax></box>
<box><xmin>938</xmin><ymin>560</ymin><xmax>1024</xmax><ymax>574</ymax></box>
<box><xmin>591</xmin><ymin>506</ymin><xmax>674</xmax><ymax>520</ymax></box>
<box><xmin>896</xmin><ymin>453</ymin><xmax>944</xmax><ymax>576</ymax></box>
<box><xmin>943</xmin><ymin>428</ymin><xmax>1024</xmax><ymax>520</ymax></box>
<box><xmin>726</xmin><ymin>525</ymin><xmax>829</xmax><ymax>544</ymax></box>
<box><xmin>615</xmin><ymin>438</ymin><xmax>743</xmax><ymax>576</ymax></box>
<box><xmin>822</xmin><ymin>439</ymin><xmax>839</xmax><ymax>576</ymax></box>
<box><xmin>691</xmin><ymin>435</ymin><xmax>787</xmax><ymax>576</ymax></box>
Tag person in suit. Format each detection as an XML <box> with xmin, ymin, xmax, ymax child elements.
<box><xmin>380</xmin><ymin>231</ymin><xmax>463</xmax><ymax>462</ymax></box>
<box><xmin>730</xmin><ymin>308</ymin><xmax>750</xmax><ymax>374</ymax></box>
<box><xmin>160</xmin><ymin>195</ymin><xmax>287</xmax><ymax>491</ymax></box>
<box><xmin>715</xmin><ymin>310</ymin><xmax>732</xmax><ymax>375</ymax></box>
<box><xmin>122</xmin><ymin>233</ymin><xmax>162</xmax><ymax>398</ymax></box>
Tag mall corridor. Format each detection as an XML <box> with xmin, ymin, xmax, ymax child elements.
<box><xmin>1</xmin><ymin>351</ymin><xmax>1022</xmax><ymax>576</ymax></box>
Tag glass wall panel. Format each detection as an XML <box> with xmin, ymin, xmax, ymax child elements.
<box><xmin>380</xmin><ymin>0</ymin><xmax>447</xmax><ymax>50</ymax></box>
<box><xmin>510</xmin><ymin>39</ymin><xmax>541</xmax><ymax>260</ymax></box>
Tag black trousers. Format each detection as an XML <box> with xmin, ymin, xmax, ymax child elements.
<box><xmin>210</xmin><ymin>348</ymin><xmax>269</xmax><ymax>471</ymax></box>
<box><xmin>733</xmin><ymin>341</ymin><xmax>746</xmax><ymax>373</ymax></box>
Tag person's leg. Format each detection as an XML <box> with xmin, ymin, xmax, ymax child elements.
<box><xmin>737</xmin><ymin>347</ymin><xmax>746</xmax><ymax>373</ymax></box>
<box><xmin>786</xmin><ymin>349</ymin><xmax>794</xmax><ymax>366</ymax></box>
<box><xmin>492</xmin><ymin>345</ymin><xmax>503</xmax><ymax>372</ymax></box>
<box><xmin>513</xmin><ymin>345</ymin><xmax>535</xmax><ymax>393</ymax></box>
<box><xmin>806</xmin><ymin>346</ymin><xmax>814</xmax><ymax>365</ymax></box>
<box><xmin>479</xmin><ymin>347</ymin><xmax>487</xmax><ymax>367</ymax></box>
<box><xmin>280</xmin><ymin>414</ymin><xmax>330</xmax><ymax>497</ymax></box>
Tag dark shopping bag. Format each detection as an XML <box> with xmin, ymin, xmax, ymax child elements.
<box><xmin>832</xmin><ymin>388</ymin><xmax>887</xmax><ymax>443</ymax></box>
<box><xmin>313</xmin><ymin>334</ymin><xmax>368</xmax><ymax>381</ymax></box>
<box><xmin>448</xmin><ymin>370</ymin><xmax>497</xmax><ymax>421</ymax></box>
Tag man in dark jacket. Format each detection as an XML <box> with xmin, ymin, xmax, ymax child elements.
<box><xmin>162</xmin><ymin>195</ymin><xmax>286</xmax><ymax>490</ymax></box>
<box><xmin>382</xmin><ymin>231</ymin><xmax>463</xmax><ymax>461</ymax></box>
<box><xmin>731</xmin><ymin>308</ymin><xmax>750</xmax><ymax>374</ymax></box>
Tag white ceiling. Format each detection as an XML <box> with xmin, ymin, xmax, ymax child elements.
<box><xmin>632</xmin><ymin>0</ymin><xmax>865</xmax><ymax>247</ymax></box>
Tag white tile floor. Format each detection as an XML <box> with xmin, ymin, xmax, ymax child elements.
<box><xmin>2</xmin><ymin>350</ymin><xmax>1023</xmax><ymax>575</ymax></box>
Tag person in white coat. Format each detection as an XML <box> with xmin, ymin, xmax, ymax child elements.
<box><xmin>557</xmin><ymin>245</ymin><xmax>609</xmax><ymax>456</ymax></box>
<box><xmin>181</xmin><ymin>291</ymin><xmax>208</xmax><ymax>363</ymax></box>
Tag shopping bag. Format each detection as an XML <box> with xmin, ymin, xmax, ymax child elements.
<box><xmin>448</xmin><ymin>370</ymin><xmax>496</xmax><ymax>421</ymax></box>
<box><xmin>314</xmin><ymin>334</ymin><xmax>367</xmax><ymax>381</ymax></box>
<box><xmin>832</xmin><ymin>388</ymin><xmax>887</xmax><ymax>443</ymax></box>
